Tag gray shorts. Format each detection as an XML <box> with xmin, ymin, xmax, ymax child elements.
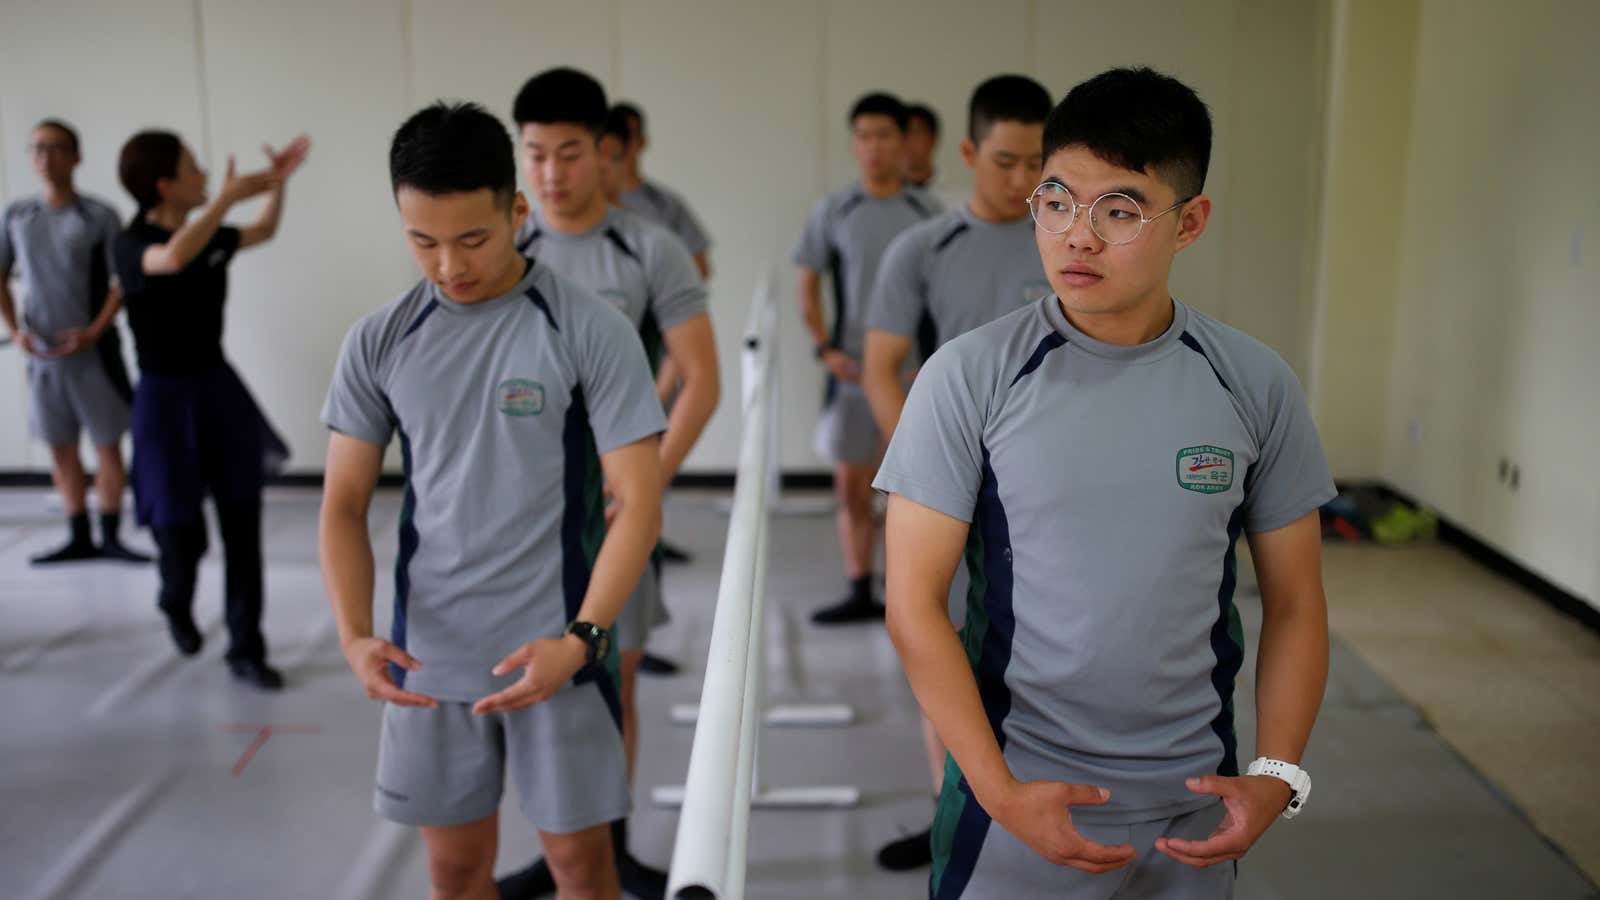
<box><xmin>373</xmin><ymin>684</ymin><xmax>630</xmax><ymax>833</ymax></box>
<box><xmin>813</xmin><ymin>379</ymin><xmax>881</xmax><ymax>465</ymax></box>
<box><xmin>28</xmin><ymin>355</ymin><xmax>130</xmax><ymax>448</ymax></box>
<box><xmin>935</xmin><ymin>798</ymin><xmax>1234</xmax><ymax>899</ymax></box>
<box><xmin>614</xmin><ymin>550</ymin><xmax>667</xmax><ymax>651</ymax></box>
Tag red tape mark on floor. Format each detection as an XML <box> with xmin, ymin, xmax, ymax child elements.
<box><xmin>221</xmin><ymin>723</ymin><xmax>323</xmax><ymax>776</ymax></box>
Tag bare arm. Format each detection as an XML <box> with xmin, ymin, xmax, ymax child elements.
<box><xmin>1157</xmin><ymin>511</ymin><xmax>1328</xmax><ymax>868</ymax></box>
<box><xmin>1249</xmin><ymin>511</ymin><xmax>1328</xmax><ymax>770</ymax></box>
<box><xmin>884</xmin><ymin>495</ymin><xmax>1004</xmax><ymax>799</ymax></box>
<box><xmin>579</xmin><ymin>436</ymin><xmax>664</xmax><ymax>627</ymax></box>
<box><xmin>655</xmin><ymin>353</ymin><xmax>681</xmax><ymax>405</ymax></box>
<box><xmin>656</xmin><ymin>314</ymin><xmax>720</xmax><ymax>484</ymax></box>
<box><xmin>797</xmin><ymin>266</ymin><xmax>859</xmax><ymax>382</ymax></box>
<box><xmin>50</xmin><ymin>284</ymin><xmax>124</xmax><ymax>357</ymax></box>
<box><xmin>320</xmin><ymin>432</ymin><xmax>436</xmax><ymax>707</ymax></box>
<box><xmin>885</xmin><ymin>494</ymin><xmax>1135</xmax><ymax>872</ymax></box>
<box><xmin>473</xmin><ymin>435</ymin><xmax>663</xmax><ymax>714</ymax></box>
<box><xmin>0</xmin><ymin>273</ymin><xmax>20</xmax><ymax>343</ymax></box>
<box><xmin>693</xmin><ymin>251</ymin><xmax>711</xmax><ymax>281</ymax></box>
<box><xmin>239</xmin><ymin>136</ymin><xmax>310</xmax><ymax>250</ymax></box>
<box><xmin>797</xmin><ymin>267</ymin><xmax>828</xmax><ymax>349</ymax></box>
<box><xmin>140</xmin><ymin>159</ymin><xmax>272</xmax><ymax>276</ymax></box>
<box><xmin>863</xmin><ymin>329</ymin><xmax>913</xmax><ymax>439</ymax></box>
<box><xmin>236</xmin><ymin>183</ymin><xmax>285</xmax><ymax>250</ymax></box>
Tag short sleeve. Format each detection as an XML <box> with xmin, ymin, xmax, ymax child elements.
<box><xmin>645</xmin><ymin>228</ymin><xmax>709</xmax><ymax>333</ymax></box>
<box><xmin>0</xmin><ymin>205</ymin><xmax>17</xmax><ymax>275</ymax></box>
<box><xmin>568</xmin><ymin>294</ymin><xmax>669</xmax><ymax>454</ymax></box>
<box><xmin>321</xmin><ymin>319</ymin><xmax>397</xmax><ymax>448</ymax></box>
<box><xmin>112</xmin><ymin>229</ymin><xmax>156</xmax><ymax>296</ymax></box>
<box><xmin>865</xmin><ymin>228</ymin><xmax>927</xmax><ymax>337</ymax></box>
<box><xmin>1241</xmin><ymin>364</ymin><xmax>1336</xmax><ymax>533</ymax></box>
<box><xmin>872</xmin><ymin>344</ymin><xmax>987</xmax><ymax>522</ymax></box>
<box><xmin>791</xmin><ymin>197</ymin><xmax>833</xmax><ymax>272</ymax></box>
<box><xmin>97</xmin><ymin>205</ymin><xmax>123</xmax><ymax>281</ymax></box>
<box><xmin>210</xmin><ymin>226</ymin><xmax>242</xmax><ymax>267</ymax></box>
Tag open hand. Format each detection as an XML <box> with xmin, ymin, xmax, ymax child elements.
<box><xmin>219</xmin><ymin>154</ymin><xmax>280</xmax><ymax>205</ymax></box>
<box><xmin>992</xmin><ymin>779</ymin><xmax>1137</xmax><ymax>874</ymax></box>
<box><xmin>1154</xmin><ymin>775</ymin><xmax>1292</xmax><ymax>867</ymax></box>
<box><xmin>341</xmin><ymin>635</ymin><xmax>437</xmax><ymax>708</ymax></box>
<box><xmin>15</xmin><ymin>328</ymin><xmax>53</xmax><ymax>357</ymax></box>
<box><xmin>262</xmin><ymin>134</ymin><xmax>312</xmax><ymax>182</ymax></box>
<box><xmin>821</xmin><ymin>348</ymin><xmax>862</xmax><ymax>383</ymax></box>
<box><xmin>471</xmin><ymin>635</ymin><xmax>587</xmax><ymax>715</ymax></box>
<box><xmin>50</xmin><ymin>327</ymin><xmax>97</xmax><ymax>356</ymax></box>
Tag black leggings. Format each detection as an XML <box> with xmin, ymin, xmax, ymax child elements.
<box><xmin>153</xmin><ymin>498</ymin><xmax>266</xmax><ymax>663</ymax></box>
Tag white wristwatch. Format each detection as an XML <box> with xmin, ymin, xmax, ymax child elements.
<box><xmin>1246</xmin><ymin>757</ymin><xmax>1312</xmax><ymax>819</ymax></box>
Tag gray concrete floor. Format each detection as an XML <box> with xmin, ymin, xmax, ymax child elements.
<box><xmin>0</xmin><ymin>487</ymin><xmax>1594</xmax><ymax>899</ymax></box>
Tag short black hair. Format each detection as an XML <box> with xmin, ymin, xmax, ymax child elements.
<box><xmin>611</xmin><ymin>102</ymin><xmax>645</xmax><ymax>142</ymax></box>
<box><xmin>389</xmin><ymin>102</ymin><xmax>516</xmax><ymax>207</ymax></box>
<box><xmin>118</xmin><ymin>130</ymin><xmax>183</xmax><ymax>212</ymax></box>
<box><xmin>849</xmin><ymin>93</ymin><xmax>908</xmax><ymax>131</ymax></box>
<box><xmin>603</xmin><ymin>105</ymin><xmax>635</xmax><ymax>145</ymax></box>
<box><xmin>968</xmin><ymin>75</ymin><xmax>1051</xmax><ymax>143</ymax></box>
<box><xmin>1042</xmin><ymin>67</ymin><xmax>1212</xmax><ymax>198</ymax></box>
<box><xmin>35</xmin><ymin>119</ymin><xmax>80</xmax><ymax>155</ymax></box>
<box><xmin>906</xmin><ymin>104</ymin><xmax>940</xmax><ymax>137</ymax></box>
<box><xmin>511</xmin><ymin>67</ymin><xmax>608</xmax><ymax>135</ymax></box>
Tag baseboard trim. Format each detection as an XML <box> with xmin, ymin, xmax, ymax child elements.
<box><xmin>1337</xmin><ymin>480</ymin><xmax>1599</xmax><ymax>634</ymax></box>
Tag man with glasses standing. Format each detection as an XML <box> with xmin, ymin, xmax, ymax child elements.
<box><xmin>795</xmin><ymin>92</ymin><xmax>938</xmax><ymax>625</ymax></box>
<box><xmin>861</xmin><ymin>74</ymin><xmax>1053</xmax><ymax>873</ymax></box>
<box><xmin>877</xmin><ymin>68</ymin><xmax>1333</xmax><ymax>898</ymax></box>
<box><xmin>1</xmin><ymin>119</ymin><xmax>150</xmax><ymax>564</ymax></box>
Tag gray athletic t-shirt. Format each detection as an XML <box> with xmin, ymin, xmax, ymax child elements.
<box><xmin>874</xmin><ymin>296</ymin><xmax>1335</xmax><ymax>824</ymax></box>
<box><xmin>516</xmin><ymin>207</ymin><xmax>708</xmax><ymax>368</ymax></box>
<box><xmin>866</xmin><ymin>206</ymin><xmax>1049</xmax><ymax>360</ymax></box>
<box><xmin>620</xmin><ymin>180</ymin><xmax>711</xmax><ymax>257</ymax></box>
<box><xmin>792</xmin><ymin>182</ymin><xmax>939</xmax><ymax>359</ymax></box>
<box><xmin>0</xmin><ymin>195</ymin><xmax>120</xmax><ymax>363</ymax></box>
<box><xmin>321</xmin><ymin>260</ymin><xmax>667</xmax><ymax>703</ymax></box>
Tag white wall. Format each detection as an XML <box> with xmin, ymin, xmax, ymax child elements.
<box><xmin>0</xmin><ymin>0</ymin><xmax>1331</xmax><ymax>476</ymax></box>
<box><xmin>1376</xmin><ymin>0</ymin><xmax>1600</xmax><ymax>604</ymax></box>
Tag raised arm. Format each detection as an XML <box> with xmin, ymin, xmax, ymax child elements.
<box><xmin>239</xmin><ymin>135</ymin><xmax>311</xmax><ymax>250</ymax></box>
<box><xmin>140</xmin><ymin>157</ymin><xmax>273</xmax><ymax>275</ymax></box>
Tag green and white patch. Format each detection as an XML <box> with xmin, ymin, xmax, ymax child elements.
<box><xmin>497</xmin><ymin>379</ymin><xmax>545</xmax><ymax>417</ymax></box>
<box><xmin>1177</xmin><ymin>445</ymin><xmax>1234</xmax><ymax>493</ymax></box>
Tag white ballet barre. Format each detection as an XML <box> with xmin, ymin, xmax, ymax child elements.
<box><xmin>658</xmin><ymin>267</ymin><xmax>860</xmax><ymax>900</ymax></box>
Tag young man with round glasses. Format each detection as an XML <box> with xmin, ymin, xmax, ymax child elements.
<box><xmin>861</xmin><ymin>74</ymin><xmax>1053</xmax><ymax>873</ymax></box>
<box><xmin>876</xmin><ymin>67</ymin><xmax>1334</xmax><ymax>899</ymax></box>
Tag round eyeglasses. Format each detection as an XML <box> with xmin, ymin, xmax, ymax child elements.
<box><xmin>1026</xmin><ymin>182</ymin><xmax>1193</xmax><ymax>245</ymax></box>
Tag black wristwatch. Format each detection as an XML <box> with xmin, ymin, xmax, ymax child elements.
<box><xmin>565</xmin><ymin>621</ymin><xmax>610</xmax><ymax>666</ymax></box>
<box><xmin>813</xmin><ymin>342</ymin><xmax>828</xmax><ymax>359</ymax></box>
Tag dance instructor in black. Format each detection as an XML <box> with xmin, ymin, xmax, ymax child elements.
<box><xmin>112</xmin><ymin>131</ymin><xmax>310</xmax><ymax>690</ymax></box>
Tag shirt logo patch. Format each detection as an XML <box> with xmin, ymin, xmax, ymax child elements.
<box><xmin>598</xmin><ymin>288</ymin><xmax>631</xmax><ymax>312</ymax></box>
<box><xmin>1177</xmin><ymin>445</ymin><xmax>1234</xmax><ymax>493</ymax></box>
<box><xmin>497</xmin><ymin>379</ymin><xmax>545</xmax><ymax>416</ymax></box>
